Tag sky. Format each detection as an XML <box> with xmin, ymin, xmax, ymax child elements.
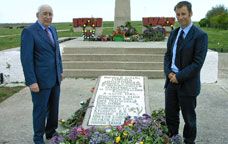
<box><xmin>0</xmin><ymin>0</ymin><xmax>227</xmax><ymax>23</ymax></box>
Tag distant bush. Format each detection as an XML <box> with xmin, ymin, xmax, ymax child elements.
<box><xmin>206</xmin><ymin>5</ymin><xmax>227</xmax><ymax>19</ymax></box>
<box><xmin>199</xmin><ymin>18</ymin><xmax>209</xmax><ymax>27</ymax></box>
<box><xmin>204</xmin><ymin>5</ymin><xmax>228</xmax><ymax>29</ymax></box>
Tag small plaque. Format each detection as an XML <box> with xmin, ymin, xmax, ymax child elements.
<box><xmin>88</xmin><ymin>76</ymin><xmax>146</xmax><ymax>126</ymax></box>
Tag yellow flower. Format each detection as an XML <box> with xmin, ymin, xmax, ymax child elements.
<box><xmin>115</xmin><ymin>136</ymin><xmax>121</xmax><ymax>143</ymax></box>
<box><xmin>128</xmin><ymin>123</ymin><xmax>133</xmax><ymax>127</ymax></box>
<box><xmin>123</xmin><ymin>131</ymin><xmax>128</xmax><ymax>137</ymax></box>
<box><xmin>140</xmin><ymin>141</ymin><xmax>144</xmax><ymax>144</ymax></box>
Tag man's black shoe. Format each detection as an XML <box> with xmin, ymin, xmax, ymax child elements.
<box><xmin>171</xmin><ymin>134</ymin><xmax>183</xmax><ymax>144</ymax></box>
<box><xmin>46</xmin><ymin>131</ymin><xmax>59</xmax><ymax>140</ymax></box>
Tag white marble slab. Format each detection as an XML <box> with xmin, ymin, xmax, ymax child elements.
<box><xmin>88</xmin><ymin>75</ymin><xmax>146</xmax><ymax>126</ymax></box>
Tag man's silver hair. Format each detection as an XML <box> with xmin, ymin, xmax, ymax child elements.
<box><xmin>37</xmin><ymin>4</ymin><xmax>53</xmax><ymax>14</ymax></box>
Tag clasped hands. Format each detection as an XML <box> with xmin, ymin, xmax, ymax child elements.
<box><xmin>168</xmin><ymin>72</ymin><xmax>179</xmax><ymax>84</ymax></box>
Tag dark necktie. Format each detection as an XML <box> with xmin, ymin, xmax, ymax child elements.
<box><xmin>45</xmin><ymin>28</ymin><xmax>54</xmax><ymax>46</ymax></box>
<box><xmin>175</xmin><ymin>30</ymin><xmax>184</xmax><ymax>68</ymax></box>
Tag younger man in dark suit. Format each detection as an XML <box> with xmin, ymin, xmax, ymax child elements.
<box><xmin>164</xmin><ymin>1</ymin><xmax>208</xmax><ymax>144</ymax></box>
<box><xmin>20</xmin><ymin>4</ymin><xmax>63</xmax><ymax>144</ymax></box>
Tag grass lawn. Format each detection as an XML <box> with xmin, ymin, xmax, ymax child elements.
<box><xmin>202</xmin><ymin>27</ymin><xmax>228</xmax><ymax>52</ymax></box>
<box><xmin>0</xmin><ymin>86</ymin><xmax>25</xmax><ymax>103</ymax></box>
<box><xmin>0</xmin><ymin>21</ymin><xmax>227</xmax><ymax>52</ymax></box>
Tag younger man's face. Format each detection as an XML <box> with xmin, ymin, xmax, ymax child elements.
<box><xmin>175</xmin><ymin>6</ymin><xmax>192</xmax><ymax>28</ymax></box>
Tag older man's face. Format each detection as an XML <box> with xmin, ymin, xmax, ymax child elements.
<box><xmin>175</xmin><ymin>6</ymin><xmax>192</xmax><ymax>28</ymax></box>
<box><xmin>37</xmin><ymin>6</ymin><xmax>53</xmax><ymax>27</ymax></box>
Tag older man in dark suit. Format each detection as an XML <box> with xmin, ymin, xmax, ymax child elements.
<box><xmin>20</xmin><ymin>4</ymin><xmax>63</xmax><ymax>144</ymax></box>
<box><xmin>164</xmin><ymin>1</ymin><xmax>208</xmax><ymax>144</ymax></box>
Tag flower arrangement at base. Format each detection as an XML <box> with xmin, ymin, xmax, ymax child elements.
<box><xmin>51</xmin><ymin>101</ymin><xmax>172</xmax><ymax>143</ymax></box>
<box><xmin>112</xmin><ymin>26</ymin><xmax>125</xmax><ymax>41</ymax></box>
<box><xmin>143</xmin><ymin>26</ymin><xmax>166</xmax><ymax>41</ymax></box>
<box><xmin>82</xmin><ymin>19</ymin><xmax>96</xmax><ymax>41</ymax></box>
<box><xmin>112</xmin><ymin>22</ymin><xmax>138</xmax><ymax>42</ymax></box>
<box><xmin>54</xmin><ymin>89</ymin><xmax>171</xmax><ymax>143</ymax></box>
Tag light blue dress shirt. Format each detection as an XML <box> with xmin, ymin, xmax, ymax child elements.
<box><xmin>171</xmin><ymin>22</ymin><xmax>193</xmax><ymax>73</ymax></box>
<box><xmin>37</xmin><ymin>20</ymin><xmax>54</xmax><ymax>44</ymax></box>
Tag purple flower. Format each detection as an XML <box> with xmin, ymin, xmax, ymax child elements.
<box><xmin>68</xmin><ymin>126</ymin><xmax>79</xmax><ymax>140</ymax></box>
<box><xmin>89</xmin><ymin>131</ymin><xmax>113</xmax><ymax>144</ymax></box>
<box><xmin>50</xmin><ymin>135</ymin><xmax>64</xmax><ymax>144</ymax></box>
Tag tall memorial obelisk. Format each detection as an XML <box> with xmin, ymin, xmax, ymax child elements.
<box><xmin>114</xmin><ymin>0</ymin><xmax>131</xmax><ymax>29</ymax></box>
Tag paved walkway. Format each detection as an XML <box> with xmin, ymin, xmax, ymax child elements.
<box><xmin>0</xmin><ymin>78</ymin><xmax>228</xmax><ymax>144</ymax></box>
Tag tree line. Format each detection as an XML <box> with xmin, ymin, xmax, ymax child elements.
<box><xmin>199</xmin><ymin>5</ymin><xmax>228</xmax><ymax>29</ymax></box>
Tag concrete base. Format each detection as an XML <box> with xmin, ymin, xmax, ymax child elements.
<box><xmin>201</xmin><ymin>50</ymin><xmax>218</xmax><ymax>83</ymax></box>
<box><xmin>0</xmin><ymin>39</ymin><xmax>219</xmax><ymax>84</ymax></box>
<box><xmin>62</xmin><ymin>39</ymin><xmax>218</xmax><ymax>83</ymax></box>
<box><xmin>218</xmin><ymin>53</ymin><xmax>228</xmax><ymax>78</ymax></box>
<box><xmin>0</xmin><ymin>49</ymin><xmax>24</xmax><ymax>84</ymax></box>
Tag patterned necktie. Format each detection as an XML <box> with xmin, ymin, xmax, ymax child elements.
<box><xmin>175</xmin><ymin>30</ymin><xmax>184</xmax><ymax>68</ymax></box>
<box><xmin>45</xmin><ymin>28</ymin><xmax>54</xmax><ymax>46</ymax></box>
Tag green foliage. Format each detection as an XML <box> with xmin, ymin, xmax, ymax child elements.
<box><xmin>60</xmin><ymin>98</ymin><xmax>91</xmax><ymax>128</ymax></box>
<box><xmin>199</xmin><ymin>18</ymin><xmax>209</xmax><ymax>27</ymax></box>
<box><xmin>206</xmin><ymin>5</ymin><xmax>228</xmax><ymax>19</ymax></box>
<box><xmin>205</xmin><ymin>5</ymin><xmax>228</xmax><ymax>29</ymax></box>
<box><xmin>124</xmin><ymin>21</ymin><xmax>138</xmax><ymax>37</ymax></box>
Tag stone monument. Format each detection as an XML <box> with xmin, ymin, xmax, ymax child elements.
<box><xmin>82</xmin><ymin>75</ymin><xmax>151</xmax><ymax>128</ymax></box>
<box><xmin>114</xmin><ymin>0</ymin><xmax>131</xmax><ymax>29</ymax></box>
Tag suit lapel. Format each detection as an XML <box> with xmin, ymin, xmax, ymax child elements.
<box><xmin>35</xmin><ymin>23</ymin><xmax>55</xmax><ymax>48</ymax></box>
<box><xmin>179</xmin><ymin>25</ymin><xmax>195</xmax><ymax>51</ymax></box>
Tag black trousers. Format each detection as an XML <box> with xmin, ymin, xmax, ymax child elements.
<box><xmin>165</xmin><ymin>82</ymin><xmax>197</xmax><ymax>144</ymax></box>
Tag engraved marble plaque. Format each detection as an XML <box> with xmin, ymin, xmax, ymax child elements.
<box><xmin>88</xmin><ymin>75</ymin><xmax>146</xmax><ymax>126</ymax></box>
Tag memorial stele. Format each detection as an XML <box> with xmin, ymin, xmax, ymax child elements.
<box><xmin>114</xmin><ymin>0</ymin><xmax>131</xmax><ymax>29</ymax></box>
<box><xmin>82</xmin><ymin>75</ymin><xmax>151</xmax><ymax>128</ymax></box>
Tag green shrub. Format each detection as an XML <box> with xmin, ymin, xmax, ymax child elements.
<box><xmin>199</xmin><ymin>18</ymin><xmax>209</xmax><ymax>27</ymax></box>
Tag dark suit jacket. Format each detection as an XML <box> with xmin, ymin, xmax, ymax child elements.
<box><xmin>164</xmin><ymin>25</ymin><xmax>208</xmax><ymax>96</ymax></box>
<box><xmin>21</xmin><ymin>21</ymin><xmax>63</xmax><ymax>89</ymax></box>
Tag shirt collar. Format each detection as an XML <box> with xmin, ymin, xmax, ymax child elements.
<box><xmin>179</xmin><ymin>22</ymin><xmax>193</xmax><ymax>36</ymax></box>
<box><xmin>37</xmin><ymin>20</ymin><xmax>50</xmax><ymax>31</ymax></box>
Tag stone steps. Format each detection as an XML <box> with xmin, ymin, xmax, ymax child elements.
<box><xmin>62</xmin><ymin>54</ymin><xmax>164</xmax><ymax>62</ymax></box>
<box><xmin>63</xmin><ymin>69</ymin><xmax>164</xmax><ymax>78</ymax></box>
<box><xmin>63</xmin><ymin>61</ymin><xmax>163</xmax><ymax>70</ymax></box>
<box><xmin>62</xmin><ymin>47</ymin><xmax>165</xmax><ymax>78</ymax></box>
<box><xmin>63</xmin><ymin>47</ymin><xmax>166</xmax><ymax>54</ymax></box>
